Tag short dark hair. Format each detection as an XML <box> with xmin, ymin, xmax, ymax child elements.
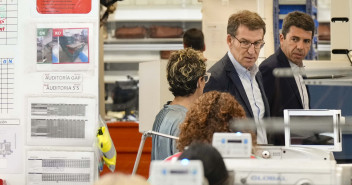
<box><xmin>227</xmin><ymin>10</ymin><xmax>266</xmax><ymax>37</ymax></box>
<box><xmin>179</xmin><ymin>142</ymin><xmax>229</xmax><ymax>185</ymax></box>
<box><xmin>183</xmin><ymin>28</ymin><xmax>205</xmax><ymax>51</ymax></box>
<box><xmin>282</xmin><ymin>11</ymin><xmax>315</xmax><ymax>38</ymax></box>
<box><xmin>167</xmin><ymin>48</ymin><xmax>206</xmax><ymax>97</ymax></box>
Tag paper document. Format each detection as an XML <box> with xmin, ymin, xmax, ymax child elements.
<box><xmin>0</xmin><ymin>58</ymin><xmax>14</xmax><ymax>114</ymax></box>
<box><xmin>27</xmin><ymin>151</ymin><xmax>95</xmax><ymax>185</ymax></box>
<box><xmin>27</xmin><ymin>97</ymin><xmax>96</xmax><ymax>146</ymax></box>
<box><xmin>0</xmin><ymin>121</ymin><xmax>23</xmax><ymax>174</ymax></box>
<box><xmin>0</xmin><ymin>1</ymin><xmax>18</xmax><ymax>45</ymax></box>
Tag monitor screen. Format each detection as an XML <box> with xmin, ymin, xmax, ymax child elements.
<box><xmin>284</xmin><ymin>109</ymin><xmax>342</xmax><ymax>151</ymax></box>
<box><xmin>290</xmin><ymin>116</ymin><xmax>334</xmax><ymax>145</ymax></box>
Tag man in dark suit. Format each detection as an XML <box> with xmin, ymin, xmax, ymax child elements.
<box><xmin>204</xmin><ymin>10</ymin><xmax>270</xmax><ymax>144</ymax></box>
<box><xmin>259</xmin><ymin>11</ymin><xmax>314</xmax><ymax>117</ymax></box>
<box><xmin>259</xmin><ymin>11</ymin><xmax>314</xmax><ymax>145</ymax></box>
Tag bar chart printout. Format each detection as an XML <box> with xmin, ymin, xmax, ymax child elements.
<box><xmin>0</xmin><ymin>0</ymin><xmax>18</xmax><ymax>45</ymax></box>
<box><xmin>0</xmin><ymin>58</ymin><xmax>14</xmax><ymax>114</ymax></box>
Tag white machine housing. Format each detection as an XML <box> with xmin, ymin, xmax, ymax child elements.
<box><xmin>224</xmin><ymin>159</ymin><xmax>349</xmax><ymax>185</ymax></box>
<box><xmin>149</xmin><ymin>160</ymin><xmax>204</xmax><ymax>185</ymax></box>
<box><xmin>212</xmin><ymin>132</ymin><xmax>252</xmax><ymax>158</ymax></box>
<box><xmin>255</xmin><ymin>146</ymin><xmax>334</xmax><ymax>160</ymax></box>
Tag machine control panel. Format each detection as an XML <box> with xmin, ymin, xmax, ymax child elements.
<box><xmin>149</xmin><ymin>160</ymin><xmax>204</xmax><ymax>185</ymax></box>
<box><xmin>212</xmin><ymin>132</ymin><xmax>252</xmax><ymax>158</ymax></box>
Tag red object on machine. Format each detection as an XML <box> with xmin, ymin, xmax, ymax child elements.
<box><xmin>0</xmin><ymin>179</ymin><xmax>6</xmax><ymax>185</ymax></box>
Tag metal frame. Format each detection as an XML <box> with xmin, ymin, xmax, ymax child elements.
<box><xmin>132</xmin><ymin>130</ymin><xmax>179</xmax><ymax>175</ymax></box>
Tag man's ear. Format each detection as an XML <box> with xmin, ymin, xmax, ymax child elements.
<box><xmin>226</xmin><ymin>34</ymin><xmax>233</xmax><ymax>47</ymax></box>
<box><xmin>279</xmin><ymin>33</ymin><xmax>284</xmax><ymax>44</ymax></box>
<box><xmin>183</xmin><ymin>43</ymin><xmax>188</xmax><ymax>49</ymax></box>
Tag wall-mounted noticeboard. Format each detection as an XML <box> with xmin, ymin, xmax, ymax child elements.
<box><xmin>0</xmin><ymin>0</ymin><xmax>100</xmax><ymax>184</ymax></box>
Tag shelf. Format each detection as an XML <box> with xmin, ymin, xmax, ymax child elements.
<box><xmin>105</xmin><ymin>75</ymin><xmax>139</xmax><ymax>83</ymax></box>
<box><xmin>318</xmin><ymin>40</ymin><xmax>330</xmax><ymax>44</ymax></box>
<box><xmin>104</xmin><ymin>50</ymin><xmax>160</xmax><ymax>63</ymax></box>
<box><xmin>278</xmin><ymin>0</ymin><xmax>306</xmax><ymax>5</ymax></box>
<box><xmin>104</xmin><ymin>38</ymin><xmax>182</xmax><ymax>44</ymax></box>
<box><xmin>108</xmin><ymin>6</ymin><xmax>202</xmax><ymax>22</ymax></box>
<box><xmin>318</xmin><ymin>44</ymin><xmax>331</xmax><ymax>52</ymax></box>
<box><xmin>104</xmin><ymin>43</ymin><xmax>183</xmax><ymax>51</ymax></box>
<box><xmin>104</xmin><ymin>55</ymin><xmax>160</xmax><ymax>63</ymax></box>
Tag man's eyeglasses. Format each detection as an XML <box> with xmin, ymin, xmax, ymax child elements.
<box><xmin>232</xmin><ymin>36</ymin><xmax>265</xmax><ymax>49</ymax></box>
<box><xmin>203</xmin><ymin>72</ymin><xmax>211</xmax><ymax>83</ymax></box>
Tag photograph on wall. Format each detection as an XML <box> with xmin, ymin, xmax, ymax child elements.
<box><xmin>36</xmin><ymin>0</ymin><xmax>92</xmax><ymax>14</ymax></box>
<box><xmin>37</xmin><ymin>28</ymin><xmax>89</xmax><ymax>64</ymax></box>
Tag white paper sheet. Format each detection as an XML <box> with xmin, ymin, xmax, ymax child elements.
<box><xmin>0</xmin><ymin>121</ymin><xmax>23</xmax><ymax>174</ymax></box>
<box><xmin>0</xmin><ymin>58</ymin><xmax>15</xmax><ymax>115</ymax></box>
<box><xmin>27</xmin><ymin>96</ymin><xmax>97</xmax><ymax>146</ymax></box>
<box><xmin>0</xmin><ymin>1</ymin><xmax>18</xmax><ymax>45</ymax></box>
<box><xmin>27</xmin><ymin>151</ymin><xmax>95</xmax><ymax>185</ymax></box>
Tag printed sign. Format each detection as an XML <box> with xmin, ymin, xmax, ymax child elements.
<box><xmin>43</xmin><ymin>83</ymin><xmax>82</xmax><ymax>93</ymax></box>
<box><xmin>43</xmin><ymin>73</ymin><xmax>83</xmax><ymax>83</ymax></box>
<box><xmin>37</xmin><ymin>0</ymin><xmax>91</xmax><ymax>14</ymax></box>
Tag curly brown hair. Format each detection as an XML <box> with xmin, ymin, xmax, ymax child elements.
<box><xmin>177</xmin><ymin>91</ymin><xmax>255</xmax><ymax>151</ymax></box>
<box><xmin>167</xmin><ymin>48</ymin><xmax>206</xmax><ymax>97</ymax></box>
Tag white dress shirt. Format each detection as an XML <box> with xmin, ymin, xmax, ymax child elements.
<box><xmin>228</xmin><ymin>52</ymin><xmax>267</xmax><ymax>144</ymax></box>
<box><xmin>289</xmin><ymin>61</ymin><xmax>309</xmax><ymax>109</ymax></box>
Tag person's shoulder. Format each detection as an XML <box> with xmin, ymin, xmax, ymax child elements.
<box><xmin>260</xmin><ymin>52</ymin><xmax>277</xmax><ymax>64</ymax></box>
<box><xmin>208</xmin><ymin>55</ymin><xmax>230</xmax><ymax>76</ymax></box>
<box><xmin>166</xmin><ymin>104</ymin><xmax>187</xmax><ymax>112</ymax></box>
<box><xmin>208</xmin><ymin>61</ymin><xmax>222</xmax><ymax>72</ymax></box>
<box><xmin>154</xmin><ymin>104</ymin><xmax>184</xmax><ymax>122</ymax></box>
<box><xmin>155</xmin><ymin>105</ymin><xmax>172</xmax><ymax>117</ymax></box>
<box><xmin>162</xmin><ymin>105</ymin><xmax>187</xmax><ymax>120</ymax></box>
<box><xmin>158</xmin><ymin>109</ymin><xmax>185</xmax><ymax>133</ymax></box>
<box><xmin>259</xmin><ymin>52</ymin><xmax>280</xmax><ymax>72</ymax></box>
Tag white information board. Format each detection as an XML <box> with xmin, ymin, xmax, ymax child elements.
<box><xmin>0</xmin><ymin>0</ymin><xmax>100</xmax><ymax>184</ymax></box>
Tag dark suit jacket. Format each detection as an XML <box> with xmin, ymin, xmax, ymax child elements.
<box><xmin>204</xmin><ymin>53</ymin><xmax>270</xmax><ymax>118</ymax></box>
<box><xmin>259</xmin><ymin>48</ymin><xmax>309</xmax><ymax>117</ymax></box>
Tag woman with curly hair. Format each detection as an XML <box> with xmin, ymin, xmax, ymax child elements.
<box><xmin>177</xmin><ymin>91</ymin><xmax>256</xmax><ymax>152</ymax></box>
<box><xmin>151</xmin><ymin>48</ymin><xmax>208</xmax><ymax>161</ymax></box>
